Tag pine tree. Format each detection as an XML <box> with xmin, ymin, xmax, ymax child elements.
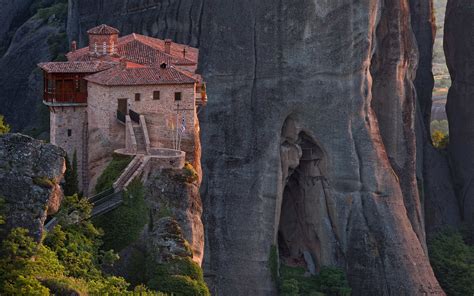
<box><xmin>71</xmin><ymin>151</ymin><xmax>79</xmax><ymax>194</ymax></box>
<box><xmin>63</xmin><ymin>152</ymin><xmax>79</xmax><ymax>196</ymax></box>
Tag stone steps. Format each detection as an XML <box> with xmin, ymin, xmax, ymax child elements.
<box><xmin>133</xmin><ymin>126</ymin><xmax>146</xmax><ymax>153</ymax></box>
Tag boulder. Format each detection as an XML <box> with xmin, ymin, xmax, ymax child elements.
<box><xmin>0</xmin><ymin>133</ymin><xmax>65</xmax><ymax>242</ymax></box>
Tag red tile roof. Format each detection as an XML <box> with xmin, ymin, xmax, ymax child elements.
<box><xmin>67</xmin><ymin>33</ymin><xmax>198</xmax><ymax>66</ymax></box>
<box><xmin>38</xmin><ymin>61</ymin><xmax>117</xmax><ymax>73</ymax></box>
<box><xmin>84</xmin><ymin>65</ymin><xmax>196</xmax><ymax>86</ymax></box>
<box><xmin>87</xmin><ymin>24</ymin><xmax>120</xmax><ymax>35</ymax></box>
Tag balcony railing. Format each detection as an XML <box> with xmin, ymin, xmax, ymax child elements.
<box><xmin>129</xmin><ymin>109</ymin><xmax>140</xmax><ymax>124</ymax></box>
<box><xmin>43</xmin><ymin>91</ymin><xmax>87</xmax><ymax>104</ymax></box>
<box><xmin>117</xmin><ymin>110</ymin><xmax>126</xmax><ymax>124</ymax></box>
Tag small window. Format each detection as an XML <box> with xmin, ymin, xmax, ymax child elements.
<box><xmin>175</xmin><ymin>92</ymin><xmax>182</xmax><ymax>101</ymax></box>
<box><xmin>135</xmin><ymin>93</ymin><xmax>141</xmax><ymax>101</ymax></box>
<box><xmin>153</xmin><ymin>91</ymin><xmax>160</xmax><ymax>100</ymax></box>
<box><xmin>67</xmin><ymin>129</ymin><xmax>72</xmax><ymax>137</ymax></box>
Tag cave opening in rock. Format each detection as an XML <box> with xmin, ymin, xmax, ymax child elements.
<box><xmin>278</xmin><ymin>123</ymin><xmax>327</xmax><ymax>275</ymax></box>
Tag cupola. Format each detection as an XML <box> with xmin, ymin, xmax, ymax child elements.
<box><xmin>87</xmin><ymin>24</ymin><xmax>120</xmax><ymax>55</ymax></box>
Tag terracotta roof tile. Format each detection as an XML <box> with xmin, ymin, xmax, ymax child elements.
<box><xmin>87</xmin><ymin>24</ymin><xmax>120</xmax><ymax>35</ymax></box>
<box><xmin>38</xmin><ymin>61</ymin><xmax>117</xmax><ymax>73</ymax></box>
<box><xmin>67</xmin><ymin>33</ymin><xmax>197</xmax><ymax>66</ymax></box>
<box><xmin>84</xmin><ymin>65</ymin><xmax>196</xmax><ymax>86</ymax></box>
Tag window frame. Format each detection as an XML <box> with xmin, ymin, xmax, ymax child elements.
<box><xmin>153</xmin><ymin>91</ymin><xmax>160</xmax><ymax>100</ymax></box>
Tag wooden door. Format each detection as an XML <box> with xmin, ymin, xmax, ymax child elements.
<box><xmin>117</xmin><ymin>98</ymin><xmax>128</xmax><ymax>115</ymax></box>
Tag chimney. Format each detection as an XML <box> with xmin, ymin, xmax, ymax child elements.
<box><xmin>71</xmin><ymin>41</ymin><xmax>77</xmax><ymax>52</ymax></box>
<box><xmin>120</xmin><ymin>58</ymin><xmax>127</xmax><ymax>69</ymax></box>
<box><xmin>164</xmin><ymin>39</ymin><xmax>172</xmax><ymax>54</ymax></box>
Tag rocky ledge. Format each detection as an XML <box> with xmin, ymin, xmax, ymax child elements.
<box><xmin>0</xmin><ymin>133</ymin><xmax>65</xmax><ymax>241</ymax></box>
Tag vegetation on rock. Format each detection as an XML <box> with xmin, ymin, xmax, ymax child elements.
<box><xmin>269</xmin><ymin>246</ymin><xmax>351</xmax><ymax>296</ymax></box>
<box><xmin>93</xmin><ymin>179</ymin><xmax>149</xmax><ymax>252</ymax></box>
<box><xmin>63</xmin><ymin>152</ymin><xmax>79</xmax><ymax>196</ymax></box>
<box><xmin>429</xmin><ymin>230</ymin><xmax>474</xmax><ymax>296</ymax></box>
<box><xmin>0</xmin><ymin>116</ymin><xmax>10</xmax><ymax>135</ymax></box>
<box><xmin>95</xmin><ymin>154</ymin><xmax>133</xmax><ymax>193</ymax></box>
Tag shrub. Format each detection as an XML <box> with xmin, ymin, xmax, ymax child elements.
<box><xmin>183</xmin><ymin>162</ymin><xmax>199</xmax><ymax>183</ymax></box>
<box><xmin>278</xmin><ymin>263</ymin><xmax>351</xmax><ymax>295</ymax></box>
<box><xmin>93</xmin><ymin>179</ymin><xmax>149</xmax><ymax>252</ymax></box>
<box><xmin>63</xmin><ymin>152</ymin><xmax>79</xmax><ymax>196</ymax></box>
<box><xmin>429</xmin><ymin>231</ymin><xmax>474</xmax><ymax>296</ymax></box>
<box><xmin>0</xmin><ymin>115</ymin><xmax>10</xmax><ymax>135</ymax></box>
<box><xmin>95</xmin><ymin>154</ymin><xmax>133</xmax><ymax>193</ymax></box>
<box><xmin>432</xmin><ymin>129</ymin><xmax>449</xmax><ymax>149</ymax></box>
<box><xmin>147</xmin><ymin>257</ymin><xmax>210</xmax><ymax>296</ymax></box>
<box><xmin>281</xmin><ymin>279</ymin><xmax>300</xmax><ymax>296</ymax></box>
<box><xmin>315</xmin><ymin>267</ymin><xmax>351</xmax><ymax>296</ymax></box>
<box><xmin>33</xmin><ymin>176</ymin><xmax>56</xmax><ymax>188</ymax></box>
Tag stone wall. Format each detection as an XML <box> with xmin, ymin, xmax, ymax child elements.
<box><xmin>87</xmin><ymin>82</ymin><xmax>197</xmax><ymax>191</ymax></box>
<box><xmin>50</xmin><ymin>106</ymin><xmax>87</xmax><ymax>191</ymax></box>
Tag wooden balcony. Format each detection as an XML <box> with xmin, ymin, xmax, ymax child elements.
<box><xmin>43</xmin><ymin>90</ymin><xmax>88</xmax><ymax>106</ymax></box>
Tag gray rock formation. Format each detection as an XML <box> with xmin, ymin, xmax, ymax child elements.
<box><xmin>145</xmin><ymin>167</ymin><xmax>204</xmax><ymax>265</ymax></box>
<box><xmin>445</xmin><ymin>0</ymin><xmax>474</xmax><ymax>235</ymax></box>
<box><xmin>0</xmin><ymin>0</ymin><xmax>34</xmax><ymax>52</ymax></box>
<box><xmin>0</xmin><ymin>133</ymin><xmax>65</xmax><ymax>241</ymax></box>
<box><xmin>198</xmin><ymin>1</ymin><xmax>444</xmax><ymax>295</ymax></box>
<box><xmin>0</xmin><ymin>14</ymin><xmax>63</xmax><ymax>132</ymax></box>
<box><xmin>67</xmin><ymin>0</ymin><xmax>204</xmax><ymax>48</ymax></box>
<box><xmin>409</xmin><ymin>0</ymin><xmax>461</xmax><ymax>237</ymax></box>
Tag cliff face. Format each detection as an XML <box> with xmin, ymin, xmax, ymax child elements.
<box><xmin>445</xmin><ymin>0</ymin><xmax>474</xmax><ymax>235</ymax></box>
<box><xmin>67</xmin><ymin>0</ymin><xmax>203</xmax><ymax>48</ymax></box>
<box><xmin>198</xmin><ymin>1</ymin><xmax>443</xmax><ymax>295</ymax></box>
<box><xmin>409</xmin><ymin>0</ymin><xmax>461</xmax><ymax>237</ymax></box>
<box><xmin>0</xmin><ymin>133</ymin><xmax>65</xmax><ymax>242</ymax></box>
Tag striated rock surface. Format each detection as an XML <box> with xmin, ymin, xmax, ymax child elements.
<box><xmin>0</xmin><ymin>0</ymin><xmax>34</xmax><ymax>52</ymax></box>
<box><xmin>67</xmin><ymin>0</ymin><xmax>204</xmax><ymax>48</ymax></box>
<box><xmin>0</xmin><ymin>12</ymin><xmax>64</xmax><ymax>132</ymax></box>
<box><xmin>145</xmin><ymin>167</ymin><xmax>204</xmax><ymax>265</ymax></box>
<box><xmin>445</xmin><ymin>0</ymin><xmax>474</xmax><ymax>234</ymax></box>
<box><xmin>198</xmin><ymin>1</ymin><xmax>444</xmax><ymax>295</ymax></box>
<box><xmin>409</xmin><ymin>0</ymin><xmax>461</xmax><ymax>237</ymax></box>
<box><xmin>0</xmin><ymin>133</ymin><xmax>65</xmax><ymax>241</ymax></box>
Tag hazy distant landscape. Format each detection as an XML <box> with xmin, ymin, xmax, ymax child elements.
<box><xmin>433</xmin><ymin>0</ymin><xmax>449</xmax><ymax>94</ymax></box>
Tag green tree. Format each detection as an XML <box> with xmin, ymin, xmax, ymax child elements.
<box><xmin>432</xmin><ymin>130</ymin><xmax>449</xmax><ymax>149</ymax></box>
<box><xmin>429</xmin><ymin>231</ymin><xmax>474</xmax><ymax>296</ymax></box>
<box><xmin>63</xmin><ymin>152</ymin><xmax>79</xmax><ymax>196</ymax></box>
<box><xmin>0</xmin><ymin>115</ymin><xmax>10</xmax><ymax>135</ymax></box>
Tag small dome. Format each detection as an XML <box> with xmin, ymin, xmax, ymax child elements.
<box><xmin>87</xmin><ymin>24</ymin><xmax>120</xmax><ymax>35</ymax></box>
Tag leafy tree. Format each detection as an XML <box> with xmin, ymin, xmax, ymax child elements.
<box><xmin>0</xmin><ymin>115</ymin><xmax>10</xmax><ymax>135</ymax></box>
<box><xmin>429</xmin><ymin>231</ymin><xmax>474</xmax><ymax>296</ymax></box>
<box><xmin>432</xmin><ymin>130</ymin><xmax>449</xmax><ymax>149</ymax></box>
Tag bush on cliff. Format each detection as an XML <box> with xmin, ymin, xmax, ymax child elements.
<box><xmin>0</xmin><ymin>115</ymin><xmax>10</xmax><ymax>135</ymax></box>
<box><xmin>93</xmin><ymin>179</ymin><xmax>149</xmax><ymax>252</ymax></box>
<box><xmin>429</xmin><ymin>230</ymin><xmax>474</xmax><ymax>296</ymax></box>
<box><xmin>95</xmin><ymin>154</ymin><xmax>133</xmax><ymax>193</ymax></box>
<box><xmin>147</xmin><ymin>256</ymin><xmax>210</xmax><ymax>296</ymax></box>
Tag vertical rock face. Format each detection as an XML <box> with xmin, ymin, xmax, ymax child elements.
<box><xmin>199</xmin><ymin>0</ymin><xmax>444</xmax><ymax>295</ymax></box>
<box><xmin>0</xmin><ymin>134</ymin><xmax>65</xmax><ymax>242</ymax></box>
<box><xmin>67</xmin><ymin>0</ymin><xmax>204</xmax><ymax>48</ymax></box>
<box><xmin>409</xmin><ymin>0</ymin><xmax>461</xmax><ymax>237</ymax></box>
<box><xmin>445</xmin><ymin>0</ymin><xmax>474</xmax><ymax>233</ymax></box>
<box><xmin>145</xmin><ymin>168</ymin><xmax>204</xmax><ymax>265</ymax></box>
